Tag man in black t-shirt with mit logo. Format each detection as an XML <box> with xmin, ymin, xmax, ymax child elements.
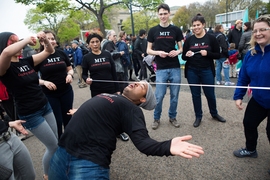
<box><xmin>147</xmin><ymin>3</ymin><xmax>183</xmax><ymax>130</ymax></box>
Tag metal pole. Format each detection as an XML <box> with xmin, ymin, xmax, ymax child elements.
<box><xmin>130</xmin><ymin>0</ymin><xmax>135</xmax><ymax>36</ymax></box>
<box><xmin>226</xmin><ymin>0</ymin><xmax>228</xmax><ymax>27</ymax></box>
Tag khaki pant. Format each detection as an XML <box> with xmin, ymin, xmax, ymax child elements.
<box><xmin>75</xmin><ymin>65</ymin><xmax>86</xmax><ymax>85</ymax></box>
<box><xmin>229</xmin><ymin>64</ymin><xmax>237</xmax><ymax>78</ymax></box>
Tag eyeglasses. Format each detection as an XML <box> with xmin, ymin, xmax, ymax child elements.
<box><xmin>252</xmin><ymin>28</ymin><xmax>270</xmax><ymax>34</ymax></box>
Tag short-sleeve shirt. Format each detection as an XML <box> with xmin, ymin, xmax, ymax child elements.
<box><xmin>0</xmin><ymin>57</ymin><xmax>47</xmax><ymax>115</ymax></box>
<box><xmin>35</xmin><ymin>49</ymin><xmax>72</xmax><ymax>94</ymax></box>
<box><xmin>147</xmin><ymin>24</ymin><xmax>183</xmax><ymax>70</ymax></box>
<box><xmin>82</xmin><ymin>51</ymin><xmax>119</xmax><ymax>93</ymax></box>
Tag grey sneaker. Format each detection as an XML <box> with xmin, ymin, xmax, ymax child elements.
<box><xmin>233</xmin><ymin>148</ymin><xmax>258</xmax><ymax>158</ymax></box>
<box><xmin>152</xmin><ymin>120</ymin><xmax>160</xmax><ymax>130</ymax></box>
<box><xmin>169</xmin><ymin>118</ymin><xmax>180</xmax><ymax>128</ymax></box>
<box><xmin>79</xmin><ymin>84</ymin><xmax>87</xmax><ymax>88</ymax></box>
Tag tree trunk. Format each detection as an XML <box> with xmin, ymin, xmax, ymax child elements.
<box><xmin>97</xmin><ymin>14</ymin><xmax>106</xmax><ymax>36</ymax></box>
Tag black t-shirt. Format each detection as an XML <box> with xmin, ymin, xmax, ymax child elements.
<box><xmin>59</xmin><ymin>94</ymin><xmax>172</xmax><ymax>168</ymax></box>
<box><xmin>35</xmin><ymin>49</ymin><xmax>72</xmax><ymax>94</ymax></box>
<box><xmin>147</xmin><ymin>24</ymin><xmax>183</xmax><ymax>70</ymax></box>
<box><xmin>82</xmin><ymin>51</ymin><xmax>119</xmax><ymax>94</ymax></box>
<box><xmin>0</xmin><ymin>57</ymin><xmax>47</xmax><ymax>115</ymax></box>
<box><xmin>182</xmin><ymin>33</ymin><xmax>221</xmax><ymax>68</ymax></box>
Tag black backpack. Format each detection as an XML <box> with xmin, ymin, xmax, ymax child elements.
<box><xmin>216</xmin><ymin>33</ymin><xmax>229</xmax><ymax>53</ymax></box>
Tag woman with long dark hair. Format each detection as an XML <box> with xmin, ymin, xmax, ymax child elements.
<box><xmin>182</xmin><ymin>14</ymin><xmax>226</xmax><ymax>128</ymax></box>
<box><xmin>35</xmin><ymin>30</ymin><xmax>74</xmax><ymax>139</ymax></box>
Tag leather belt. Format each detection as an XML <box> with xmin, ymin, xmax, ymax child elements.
<box><xmin>0</xmin><ymin>131</ymin><xmax>11</xmax><ymax>144</ymax></box>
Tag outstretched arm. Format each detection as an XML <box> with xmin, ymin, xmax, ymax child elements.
<box><xmin>170</xmin><ymin>135</ymin><xmax>204</xmax><ymax>159</ymax></box>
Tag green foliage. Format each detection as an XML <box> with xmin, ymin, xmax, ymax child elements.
<box><xmin>122</xmin><ymin>11</ymin><xmax>159</xmax><ymax>35</ymax></box>
<box><xmin>16</xmin><ymin>0</ymin><xmax>69</xmax><ymax>12</ymax></box>
<box><xmin>23</xmin><ymin>6</ymin><xmax>93</xmax><ymax>44</ymax></box>
<box><xmin>57</xmin><ymin>18</ymin><xmax>80</xmax><ymax>44</ymax></box>
<box><xmin>172</xmin><ymin>6</ymin><xmax>190</xmax><ymax>31</ymax></box>
<box><xmin>16</xmin><ymin>0</ymin><xmax>164</xmax><ymax>36</ymax></box>
<box><xmin>102</xmin><ymin>14</ymin><xmax>112</xmax><ymax>30</ymax></box>
<box><xmin>265</xmin><ymin>1</ymin><xmax>270</xmax><ymax>15</ymax></box>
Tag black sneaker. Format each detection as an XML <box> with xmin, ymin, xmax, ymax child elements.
<box><xmin>233</xmin><ymin>148</ymin><xmax>258</xmax><ymax>158</ymax></box>
<box><xmin>119</xmin><ymin>133</ymin><xmax>129</xmax><ymax>141</ymax></box>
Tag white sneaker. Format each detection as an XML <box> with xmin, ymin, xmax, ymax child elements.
<box><xmin>225</xmin><ymin>82</ymin><xmax>235</xmax><ymax>86</ymax></box>
<box><xmin>216</xmin><ymin>81</ymin><xmax>221</xmax><ymax>85</ymax></box>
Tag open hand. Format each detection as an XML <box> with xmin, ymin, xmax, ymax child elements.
<box><xmin>170</xmin><ymin>135</ymin><xmax>204</xmax><ymax>159</ymax></box>
<box><xmin>67</xmin><ymin>109</ymin><xmax>78</xmax><ymax>116</ymax></box>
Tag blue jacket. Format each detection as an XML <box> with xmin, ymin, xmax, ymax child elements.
<box><xmin>233</xmin><ymin>44</ymin><xmax>270</xmax><ymax>109</ymax></box>
<box><xmin>116</xmin><ymin>41</ymin><xmax>130</xmax><ymax>67</ymax></box>
<box><xmin>64</xmin><ymin>47</ymin><xmax>73</xmax><ymax>57</ymax></box>
<box><xmin>73</xmin><ymin>47</ymin><xmax>83</xmax><ymax>66</ymax></box>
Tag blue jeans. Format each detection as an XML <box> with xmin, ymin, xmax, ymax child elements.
<box><xmin>187</xmin><ymin>66</ymin><xmax>218</xmax><ymax>119</ymax></box>
<box><xmin>19</xmin><ymin>102</ymin><xmax>52</xmax><ymax>130</ymax></box>
<box><xmin>154</xmin><ymin>68</ymin><xmax>181</xmax><ymax>120</ymax></box>
<box><xmin>49</xmin><ymin>147</ymin><xmax>109</xmax><ymax>180</ymax></box>
<box><xmin>46</xmin><ymin>85</ymin><xmax>74</xmax><ymax>138</ymax></box>
<box><xmin>216</xmin><ymin>58</ymin><xmax>230</xmax><ymax>82</ymax></box>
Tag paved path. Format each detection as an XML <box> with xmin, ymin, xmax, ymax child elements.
<box><xmin>23</xmin><ymin>72</ymin><xmax>270</xmax><ymax>180</ymax></box>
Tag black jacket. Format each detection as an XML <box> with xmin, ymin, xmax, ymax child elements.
<box><xmin>215</xmin><ymin>33</ymin><xmax>229</xmax><ymax>58</ymax></box>
<box><xmin>227</xmin><ymin>27</ymin><xmax>242</xmax><ymax>49</ymax></box>
<box><xmin>134</xmin><ymin>37</ymin><xmax>147</xmax><ymax>61</ymax></box>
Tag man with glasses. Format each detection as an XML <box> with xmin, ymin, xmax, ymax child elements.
<box><xmin>147</xmin><ymin>3</ymin><xmax>183</xmax><ymax>130</ymax></box>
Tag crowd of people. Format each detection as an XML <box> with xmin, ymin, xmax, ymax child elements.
<box><xmin>0</xmin><ymin>2</ymin><xmax>269</xmax><ymax>179</ymax></box>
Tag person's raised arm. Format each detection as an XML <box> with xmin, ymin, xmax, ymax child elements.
<box><xmin>32</xmin><ymin>31</ymin><xmax>54</xmax><ymax>66</ymax></box>
<box><xmin>0</xmin><ymin>37</ymin><xmax>36</xmax><ymax>76</ymax></box>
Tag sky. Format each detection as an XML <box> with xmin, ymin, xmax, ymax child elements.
<box><xmin>0</xmin><ymin>0</ymin><xmax>206</xmax><ymax>39</ymax></box>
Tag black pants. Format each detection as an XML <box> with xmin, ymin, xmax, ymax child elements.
<box><xmin>132</xmin><ymin>57</ymin><xmax>140</xmax><ymax>76</ymax></box>
<box><xmin>138</xmin><ymin>59</ymin><xmax>147</xmax><ymax>80</ymax></box>
<box><xmin>116</xmin><ymin>72</ymin><xmax>128</xmax><ymax>93</ymax></box>
<box><xmin>244</xmin><ymin>97</ymin><xmax>270</xmax><ymax>151</ymax></box>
